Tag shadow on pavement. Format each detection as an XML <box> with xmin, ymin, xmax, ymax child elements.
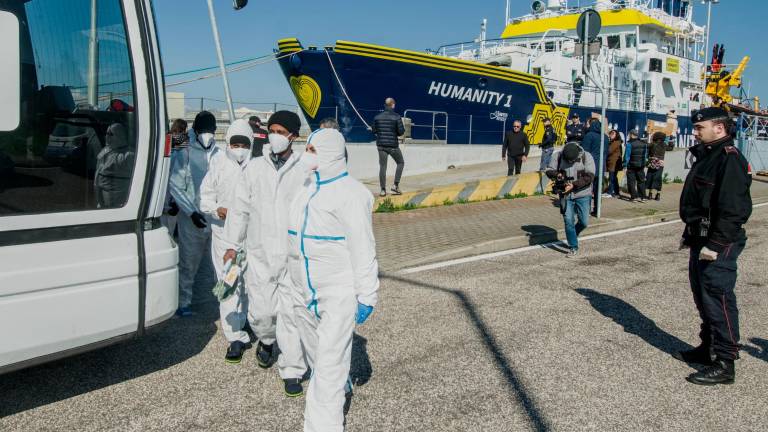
<box><xmin>575</xmin><ymin>288</ymin><xmax>692</xmax><ymax>357</ymax></box>
<box><xmin>351</xmin><ymin>333</ymin><xmax>372</xmax><ymax>386</ymax></box>
<box><xmin>381</xmin><ymin>273</ymin><xmax>551</xmax><ymax>432</ymax></box>
<box><xmin>521</xmin><ymin>224</ymin><xmax>560</xmax><ymax>247</ymax></box>
<box><xmin>743</xmin><ymin>337</ymin><xmax>768</xmax><ymax>363</ymax></box>
<box><xmin>0</xmin><ymin>301</ymin><xmax>219</xmax><ymax>418</ymax></box>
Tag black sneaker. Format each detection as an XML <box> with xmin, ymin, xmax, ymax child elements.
<box><xmin>391</xmin><ymin>186</ymin><xmax>402</xmax><ymax>195</ymax></box>
<box><xmin>686</xmin><ymin>359</ymin><xmax>735</xmax><ymax>385</ymax></box>
<box><xmin>225</xmin><ymin>341</ymin><xmax>246</xmax><ymax>364</ymax></box>
<box><xmin>673</xmin><ymin>345</ymin><xmax>714</xmax><ymax>365</ymax></box>
<box><xmin>256</xmin><ymin>341</ymin><xmax>275</xmax><ymax>369</ymax></box>
<box><xmin>284</xmin><ymin>378</ymin><xmax>304</xmax><ymax>398</ymax></box>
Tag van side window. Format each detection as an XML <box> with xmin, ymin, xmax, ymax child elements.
<box><xmin>0</xmin><ymin>0</ymin><xmax>137</xmax><ymax>216</ymax></box>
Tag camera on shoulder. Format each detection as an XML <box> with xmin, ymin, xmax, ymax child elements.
<box><xmin>551</xmin><ymin>170</ymin><xmax>574</xmax><ymax>195</ymax></box>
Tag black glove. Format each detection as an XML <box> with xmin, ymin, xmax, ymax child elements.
<box><xmin>167</xmin><ymin>200</ymin><xmax>179</xmax><ymax>216</ymax></box>
<box><xmin>190</xmin><ymin>212</ymin><xmax>207</xmax><ymax>229</ymax></box>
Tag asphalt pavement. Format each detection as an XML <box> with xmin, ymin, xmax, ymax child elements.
<box><xmin>1</xmin><ymin>207</ymin><xmax>768</xmax><ymax>431</ymax></box>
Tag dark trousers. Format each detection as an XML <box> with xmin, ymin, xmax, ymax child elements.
<box><xmin>507</xmin><ymin>156</ymin><xmax>523</xmax><ymax>176</ymax></box>
<box><xmin>646</xmin><ymin>167</ymin><xmax>664</xmax><ymax>191</ymax></box>
<box><xmin>688</xmin><ymin>240</ymin><xmax>745</xmax><ymax>360</ymax></box>
<box><xmin>608</xmin><ymin>171</ymin><xmax>620</xmax><ymax>196</ymax></box>
<box><xmin>626</xmin><ymin>167</ymin><xmax>646</xmax><ymax>199</ymax></box>
<box><xmin>378</xmin><ymin>147</ymin><xmax>404</xmax><ymax>190</ymax></box>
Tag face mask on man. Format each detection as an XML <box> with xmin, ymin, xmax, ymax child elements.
<box><xmin>198</xmin><ymin>132</ymin><xmax>215</xmax><ymax>149</ymax></box>
<box><xmin>269</xmin><ymin>133</ymin><xmax>291</xmax><ymax>154</ymax></box>
<box><xmin>299</xmin><ymin>151</ymin><xmax>319</xmax><ymax>172</ymax></box>
<box><xmin>226</xmin><ymin>146</ymin><xmax>250</xmax><ymax>164</ymax></box>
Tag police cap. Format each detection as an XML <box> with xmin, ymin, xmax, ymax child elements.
<box><xmin>692</xmin><ymin>107</ymin><xmax>729</xmax><ymax>124</ymax></box>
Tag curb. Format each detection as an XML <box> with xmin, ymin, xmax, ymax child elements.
<box><xmin>375</xmin><ymin>171</ymin><xmax>631</xmax><ymax>210</ymax></box>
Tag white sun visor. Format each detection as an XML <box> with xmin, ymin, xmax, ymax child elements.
<box><xmin>0</xmin><ymin>11</ymin><xmax>20</xmax><ymax>131</ymax></box>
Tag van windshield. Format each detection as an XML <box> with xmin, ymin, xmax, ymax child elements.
<box><xmin>0</xmin><ymin>0</ymin><xmax>138</xmax><ymax>215</ymax></box>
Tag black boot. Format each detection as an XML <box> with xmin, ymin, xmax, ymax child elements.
<box><xmin>686</xmin><ymin>358</ymin><xmax>735</xmax><ymax>385</ymax></box>
<box><xmin>256</xmin><ymin>341</ymin><xmax>275</xmax><ymax>369</ymax></box>
<box><xmin>655</xmin><ymin>192</ymin><xmax>661</xmax><ymax>201</ymax></box>
<box><xmin>674</xmin><ymin>345</ymin><xmax>714</xmax><ymax>365</ymax></box>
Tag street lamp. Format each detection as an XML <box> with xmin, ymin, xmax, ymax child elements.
<box><xmin>701</xmin><ymin>0</ymin><xmax>719</xmax><ymax>101</ymax></box>
<box><xmin>206</xmin><ymin>0</ymin><xmax>248</xmax><ymax>122</ymax></box>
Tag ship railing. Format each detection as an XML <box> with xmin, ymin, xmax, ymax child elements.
<box><xmin>431</xmin><ymin>35</ymin><xmax>560</xmax><ymax>61</ymax></box>
<box><xmin>542</xmin><ymin>80</ymin><xmax>656</xmax><ymax>113</ymax></box>
<box><xmin>737</xmin><ymin>113</ymin><xmax>768</xmax><ymax>171</ymax></box>
<box><xmin>403</xmin><ymin>109</ymin><xmax>449</xmax><ymax>142</ymax></box>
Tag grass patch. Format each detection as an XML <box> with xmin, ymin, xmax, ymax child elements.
<box><xmin>456</xmin><ymin>197</ymin><xmax>470</xmax><ymax>204</ymax></box>
<box><xmin>662</xmin><ymin>172</ymin><xmax>670</xmax><ymax>184</ymax></box>
<box><xmin>402</xmin><ymin>202</ymin><xmax>418</xmax><ymax>211</ymax></box>
<box><xmin>645</xmin><ymin>209</ymin><xmax>659</xmax><ymax>216</ymax></box>
<box><xmin>375</xmin><ymin>198</ymin><xmax>396</xmax><ymax>213</ymax></box>
<box><xmin>503</xmin><ymin>192</ymin><xmax>528</xmax><ymax>200</ymax></box>
<box><xmin>673</xmin><ymin>176</ymin><xmax>684</xmax><ymax>184</ymax></box>
<box><xmin>533</xmin><ymin>191</ymin><xmax>545</xmax><ymax>196</ymax></box>
<box><xmin>442</xmin><ymin>198</ymin><xmax>454</xmax><ymax>206</ymax></box>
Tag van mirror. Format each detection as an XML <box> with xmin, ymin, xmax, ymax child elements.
<box><xmin>0</xmin><ymin>11</ymin><xmax>20</xmax><ymax>131</ymax></box>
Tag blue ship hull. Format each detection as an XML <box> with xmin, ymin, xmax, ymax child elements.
<box><xmin>276</xmin><ymin>39</ymin><xmax>691</xmax><ymax>145</ymax></box>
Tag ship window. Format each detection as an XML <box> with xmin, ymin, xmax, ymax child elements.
<box><xmin>649</xmin><ymin>58</ymin><xmax>663</xmax><ymax>72</ymax></box>
<box><xmin>662</xmin><ymin>78</ymin><xmax>676</xmax><ymax>98</ymax></box>
<box><xmin>532</xmin><ymin>67</ymin><xmax>542</xmax><ymax>76</ymax></box>
<box><xmin>625</xmin><ymin>34</ymin><xmax>637</xmax><ymax>48</ymax></box>
<box><xmin>544</xmin><ymin>41</ymin><xmax>555</xmax><ymax>52</ymax></box>
<box><xmin>607</xmin><ymin>35</ymin><xmax>621</xmax><ymax>49</ymax></box>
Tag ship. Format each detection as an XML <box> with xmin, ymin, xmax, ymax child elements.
<box><xmin>275</xmin><ymin>0</ymin><xmax>707</xmax><ymax>145</ymax></box>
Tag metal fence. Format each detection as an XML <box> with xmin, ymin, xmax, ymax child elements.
<box><xmin>738</xmin><ymin>113</ymin><xmax>768</xmax><ymax>172</ymax></box>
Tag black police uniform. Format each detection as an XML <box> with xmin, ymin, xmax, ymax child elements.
<box><xmin>679</xmin><ymin>113</ymin><xmax>752</xmax><ymax>372</ymax></box>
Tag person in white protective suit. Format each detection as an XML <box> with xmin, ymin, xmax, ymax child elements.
<box><xmin>222</xmin><ymin>111</ymin><xmax>308</xmax><ymax>396</ymax></box>
<box><xmin>94</xmin><ymin>123</ymin><xmax>135</xmax><ymax>208</ymax></box>
<box><xmin>286</xmin><ymin>128</ymin><xmax>379</xmax><ymax>432</ymax></box>
<box><xmin>199</xmin><ymin>119</ymin><xmax>253</xmax><ymax>362</ymax></box>
<box><xmin>168</xmin><ymin>111</ymin><xmax>219</xmax><ymax>317</ymax></box>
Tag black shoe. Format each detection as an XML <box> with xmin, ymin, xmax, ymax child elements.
<box><xmin>391</xmin><ymin>185</ymin><xmax>402</xmax><ymax>195</ymax></box>
<box><xmin>673</xmin><ymin>345</ymin><xmax>714</xmax><ymax>365</ymax></box>
<box><xmin>686</xmin><ymin>359</ymin><xmax>735</xmax><ymax>385</ymax></box>
<box><xmin>225</xmin><ymin>341</ymin><xmax>246</xmax><ymax>364</ymax></box>
<box><xmin>284</xmin><ymin>378</ymin><xmax>304</xmax><ymax>398</ymax></box>
<box><xmin>655</xmin><ymin>193</ymin><xmax>661</xmax><ymax>201</ymax></box>
<box><xmin>256</xmin><ymin>341</ymin><xmax>275</xmax><ymax>369</ymax></box>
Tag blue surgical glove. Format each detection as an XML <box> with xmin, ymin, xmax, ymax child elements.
<box><xmin>355</xmin><ymin>302</ymin><xmax>374</xmax><ymax>325</ymax></box>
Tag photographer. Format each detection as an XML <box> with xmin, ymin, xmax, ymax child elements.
<box><xmin>546</xmin><ymin>142</ymin><xmax>596</xmax><ymax>257</ymax></box>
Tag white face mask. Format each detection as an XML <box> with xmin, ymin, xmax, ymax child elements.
<box><xmin>300</xmin><ymin>151</ymin><xmax>319</xmax><ymax>172</ymax></box>
<box><xmin>269</xmin><ymin>133</ymin><xmax>291</xmax><ymax>154</ymax></box>
<box><xmin>226</xmin><ymin>146</ymin><xmax>250</xmax><ymax>164</ymax></box>
<box><xmin>198</xmin><ymin>132</ymin><xmax>215</xmax><ymax>149</ymax></box>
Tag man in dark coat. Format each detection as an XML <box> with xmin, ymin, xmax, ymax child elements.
<box><xmin>372</xmin><ymin>98</ymin><xmax>406</xmax><ymax>196</ymax></box>
<box><xmin>581</xmin><ymin>119</ymin><xmax>608</xmax><ymax>212</ymax></box>
<box><xmin>502</xmin><ymin>120</ymin><xmax>530</xmax><ymax>175</ymax></box>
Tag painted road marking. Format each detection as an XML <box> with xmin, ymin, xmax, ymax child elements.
<box><xmin>398</xmin><ymin>201</ymin><xmax>768</xmax><ymax>275</ymax></box>
<box><xmin>468</xmin><ymin>176</ymin><xmax>509</xmax><ymax>201</ymax></box>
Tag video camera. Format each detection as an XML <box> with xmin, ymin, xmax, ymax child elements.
<box><xmin>551</xmin><ymin>170</ymin><xmax>574</xmax><ymax>195</ymax></box>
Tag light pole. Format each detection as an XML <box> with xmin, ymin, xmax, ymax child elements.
<box><xmin>206</xmin><ymin>0</ymin><xmax>247</xmax><ymax>122</ymax></box>
<box><xmin>701</xmin><ymin>0</ymin><xmax>719</xmax><ymax>101</ymax></box>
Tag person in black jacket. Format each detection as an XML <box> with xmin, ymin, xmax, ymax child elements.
<box><xmin>581</xmin><ymin>119</ymin><xmax>609</xmax><ymax>211</ymax></box>
<box><xmin>565</xmin><ymin>113</ymin><xmax>585</xmax><ymax>142</ymax></box>
<box><xmin>538</xmin><ymin>118</ymin><xmax>557</xmax><ymax>171</ymax></box>
<box><xmin>248</xmin><ymin>116</ymin><xmax>269</xmax><ymax>158</ymax></box>
<box><xmin>675</xmin><ymin>107</ymin><xmax>752</xmax><ymax>386</ymax></box>
<box><xmin>372</xmin><ymin>98</ymin><xmax>406</xmax><ymax>196</ymax></box>
<box><xmin>645</xmin><ymin>131</ymin><xmax>667</xmax><ymax>200</ymax></box>
<box><xmin>623</xmin><ymin>129</ymin><xmax>648</xmax><ymax>202</ymax></box>
<box><xmin>502</xmin><ymin>120</ymin><xmax>530</xmax><ymax>175</ymax></box>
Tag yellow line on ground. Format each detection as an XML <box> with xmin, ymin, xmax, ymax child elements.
<box><xmin>509</xmin><ymin>172</ymin><xmax>544</xmax><ymax>196</ymax></box>
<box><xmin>468</xmin><ymin>177</ymin><xmax>509</xmax><ymax>202</ymax></box>
<box><xmin>374</xmin><ymin>191</ymin><xmax>421</xmax><ymax>207</ymax></box>
<box><xmin>419</xmin><ymin>184</ymin><xmax>466</xmax><ymax>207</ymax></box>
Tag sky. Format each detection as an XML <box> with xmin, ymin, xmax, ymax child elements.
<box><xmin>153</xmin><ymin>0</ymin><xmax>768</xmax><ymax>112</ymax></box>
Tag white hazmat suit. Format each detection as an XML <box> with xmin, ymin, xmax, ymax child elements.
<box><xmin>168</xmin><ymin>128</ymin><xmax>218</xmax><ymax>309</ymax></box>
<box><xmin>94</xmin><ymin>123</ymin><xmax>135</xmax><ymax>208</ymax></box>
<box><xmin>222</xmin><ymin>141</ymin><xmax>308</xmax><ymax>379</ymax></box>
<box><xmin>286</xmin><ymin>129</ymin><xmax>379</xmax><ymax>432</ymax></box>
<box><xmin>200</xmin><ymin>119</ymin><xmax>253</xmax><ymax>342</ymax></box>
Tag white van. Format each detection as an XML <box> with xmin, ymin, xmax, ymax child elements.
<box><xmin>0</xmin><ymin>0</ymin><xmax>178</xmax><ymax>374</ymax></box>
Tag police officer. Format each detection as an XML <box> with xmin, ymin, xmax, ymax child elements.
<box><xmin>676</xmin><ymin>107</ymin><xmax>752</xmax><ymax>385</ymax></box>
<box><xmin>566</xmin><ymin>113</ymin><xmax>585</xmax><ymax>142</ymax></box>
